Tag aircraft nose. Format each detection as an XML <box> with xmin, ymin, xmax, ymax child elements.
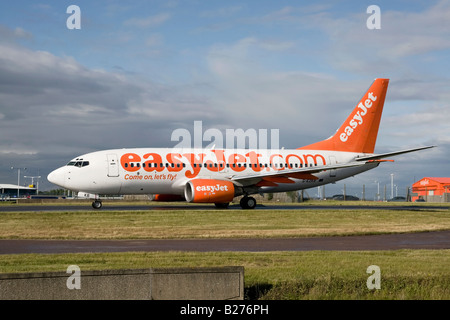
<box><xmin>47</xmin><ymin>167</ymin><xmax>66</xmax><ymax>187</ymax></box>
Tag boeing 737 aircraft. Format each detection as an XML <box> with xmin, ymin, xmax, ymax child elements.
<box><xmin>48</xmin><ymin>78</ymin><xmax>434</xmax><ymax>209</ymax></box>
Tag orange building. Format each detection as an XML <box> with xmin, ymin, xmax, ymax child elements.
<box><xmin>411</xmin><ymin>177</ymin><xmax>450</xmax><ymax>202</ymax></box>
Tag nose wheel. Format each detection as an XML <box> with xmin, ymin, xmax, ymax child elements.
<box><xmin>92</xmin><ymin>200</ymin><xmax>102</xmax><ymax>209</ymax></box>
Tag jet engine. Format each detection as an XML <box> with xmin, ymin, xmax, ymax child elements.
<box><xmin>184</xmin><ymin>179</ymin><xmax>235</xmax><ymax>203</ymax></box>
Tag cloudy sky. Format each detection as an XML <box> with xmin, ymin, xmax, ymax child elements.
<box><xmin>0</xmin><ymin>0</ymin><xmax>449</xmax><ymax>198</ymax></box>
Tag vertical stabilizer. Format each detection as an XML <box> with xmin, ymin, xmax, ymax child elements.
<box><xmin>298</xmin><ymin>78</ymin><xmax>389</xmax><ymax>153</ymax></box>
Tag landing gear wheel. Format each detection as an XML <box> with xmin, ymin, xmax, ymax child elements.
<box><xmin>240</xmin><ymin>196</ymin><xmax>256</xmax><ymax>209</ymax></box>
<box><xmin>214</xmin><ymin>203</ymin><xmax>229</xmax><ymax>209</ymax></box>
<box><xmin>92</xmin><ymin>200</ymin><xmax>102</xmax><ymax>209</ymax></box>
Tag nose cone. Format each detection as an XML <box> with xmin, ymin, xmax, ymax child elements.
<box><xmin>47</xmin><ymin>167</ymin><xmax>66</xmax><ymax>188</ymax></box>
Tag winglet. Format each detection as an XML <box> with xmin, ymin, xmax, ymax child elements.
<box><xmin>298</xmin><ymin>78</ymin><xmax>389</xmax><ymax>153</ymax></box>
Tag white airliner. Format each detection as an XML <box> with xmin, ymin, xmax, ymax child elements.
<box><xmin>48</xmin><ymin>78</ymin><xmax>434</xmax><ymax>209</ymax></box>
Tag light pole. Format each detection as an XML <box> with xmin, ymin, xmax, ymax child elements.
<box><xmin>11</xmin><ymin>167</ymin><xmax>27</xmax><ymax>199</ymax></box>
<box><xmin>24</xmin><ymin>175</ymin><xmax>41</xmax><ymax>194</ymax></box>
<box><xmin>390</xmin><ymin>173</ymin><xmax>394</xmax><ymax>200</ymax></box>
<box><xmin>374</xmin><ymin>180</ymin><xmax>380</xmax><ymax>201</ymax></box>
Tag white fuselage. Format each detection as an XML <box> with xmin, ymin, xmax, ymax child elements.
<box><xmin>47</xmin><ymin>147</ymin><xmax>378</xmax><ymax>196</ymax></box>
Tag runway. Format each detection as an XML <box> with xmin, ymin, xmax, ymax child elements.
<box><xmin>2</xmin><ymin>203</ymin><xmax>449</xmax><ymax>212</ymax></box>
<box><xmin>1</xmin><ymin>203</ymin><xmax>449</xmax><ymax>254</ymax></box>
<box><xmin>1</xmin><ymin>231</ymin><xmax>449</xmax><ymax>254</ymax></box>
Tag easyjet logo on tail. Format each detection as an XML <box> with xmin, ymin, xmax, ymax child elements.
<box><xmin>340</xmin><ymin>92</ymin><xmax>377</xmax><ymax>142</ymax></box>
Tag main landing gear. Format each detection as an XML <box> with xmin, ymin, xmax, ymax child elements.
<box><xmin>214</xmin><ymin>196</ymin><xmax>257</xmax><ymax>209</ymax></box>
<box><xmin>92</xmin><ymin>200</ymin><xmax>102</xmax><ymax>209</ymax></box>
<box><xmin>240</xmin><ymin>196</ymin><xmax>256</xmax><ymax>209</ymax></box>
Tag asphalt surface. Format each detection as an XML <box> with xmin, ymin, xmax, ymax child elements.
<box><xmin>1</xmin><ymin>231</ymin><xmax>449</xmax><ymax>254</ymax></box>
<box><xmin>1</xmin><ymin>203</ymin><xmax>449</xmax><ymax>212</ymax></box>
<box><xmin>1</xmin><ymin>203</ymin><xmax>448</xmax><ymax>254</ymax></box>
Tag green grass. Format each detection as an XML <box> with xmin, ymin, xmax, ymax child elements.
<box><xmin>0</xmin><ymin>207</ymin><xmax>449</xmax><ymax>239</ymax></box>
<box><xmin>0</xmin><ymin>250</ymin><xmax>448</xmax><ymax>299</ymax></box>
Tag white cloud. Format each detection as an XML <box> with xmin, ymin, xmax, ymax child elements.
<box><xmin>200</xmin><ymin>5</ymin><xmax>243</xmax><ymax>18</ymax></box>
<box><xmin>123</xmin><ymin>12</ymin><xmax>171</xmax><ymax>28</ymax></box>
<box><xmin>205</xmin><ymin>37</ymin><xmax>367</xmax><ymax>144</ymax></box>
<box><xmin>307</xmin><ymin>1</ymin><xmax>450</xmax><ymax>74</ymax></box>
<box><xmin>0</xmin><ymin>35</ymin><xmax>216</xmax><ymax>186</ymax></box>
<box><xmin>145</xmin><ymin>33</ymin><xmax>163</xmax><ymax>47</ymax></box>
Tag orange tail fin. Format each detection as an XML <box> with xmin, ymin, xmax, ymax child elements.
<box><xmin>298</xmin><ymin>78</ymin><xmax>389</xmax><ymax>153</ymax></box>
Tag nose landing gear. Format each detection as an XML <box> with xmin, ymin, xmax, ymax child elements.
<box><xmin>92</xmin><ymin>200</ymin><xmax>102</xmax><ymax>209</ymax></box>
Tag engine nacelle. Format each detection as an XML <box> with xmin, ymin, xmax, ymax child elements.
<box><xmin>184</xmin><ymin>179</ymin><xmax>235</xmax><ymax>203</ymax></box>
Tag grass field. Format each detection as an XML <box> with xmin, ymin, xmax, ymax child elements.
<box><xmin>0</xmin><ymin>201</ymin><xmax>449</xmax><ymax>299</ymax></box>
<box><xmin>0</xmin><ymin>203</ymin><xmax>449</xmax><ymax>239</ymax></box>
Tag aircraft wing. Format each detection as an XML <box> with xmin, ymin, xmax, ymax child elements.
<box><xmin>228</xmin><ymin>161</ymin><xmax>367</xmax><ymax>187</ymax></box>
<box><xmin>354</xmin><ymin>146</ymin><xmax>435</xmax><ymax>162</ymax></box>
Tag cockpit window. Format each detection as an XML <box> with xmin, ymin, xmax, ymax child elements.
<box><xmin>67</xmin><ymin>161</ymin><xmax>89</xmax><ymax>167</ymax></box>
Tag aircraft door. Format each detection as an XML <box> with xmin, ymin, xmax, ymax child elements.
<box><xmin>107</xmin><ymin>154</ymin><xmax>120</xmax><ymax>177</ymax></box>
